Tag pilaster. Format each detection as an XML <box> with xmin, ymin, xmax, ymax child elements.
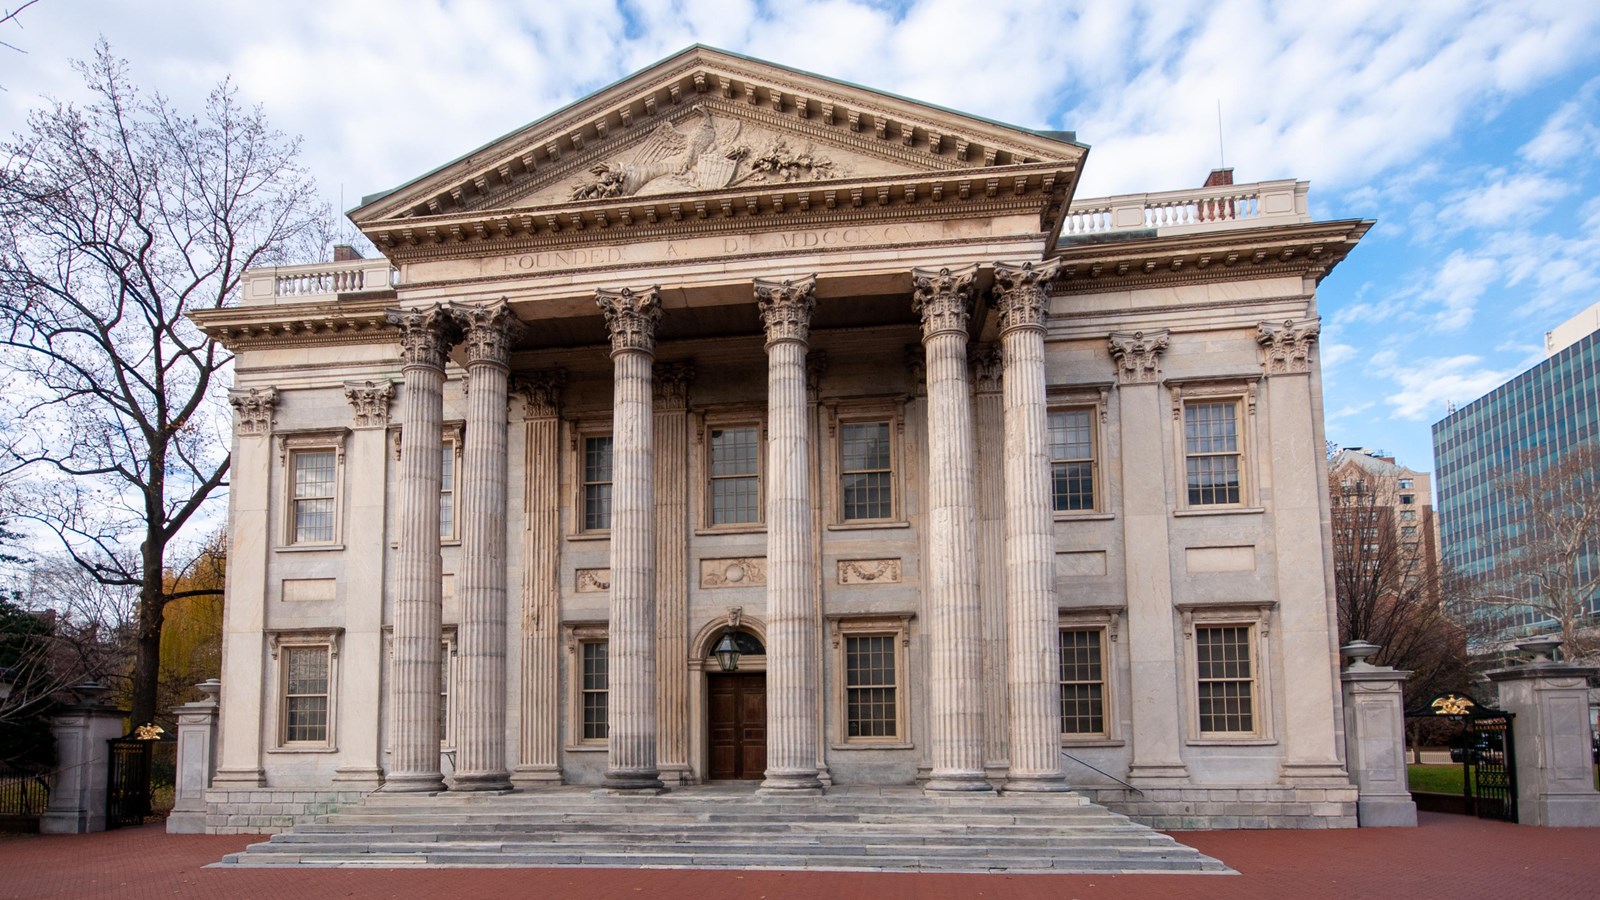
<box><xmin>653</xmin><ymin>360</ymin><xmax>695</xmax><ymax>785</ymax></box>
<box><xmin>970</xmin><ymin>342</ymin><xmax>1010</xmax><ymax>776</ymax></box>
<box><xmin>512</xmin><ymin>369</ymin><xmax>567</xmax><ymax>786</ymax></box>
<box><xmin>911</xmin><ymin>264</ymin><xmax>991</xmax><ymax>793</ymax></box>
<box><xmin>756</xmin><ymin>275</ymin><xmax>825</xmax><ymax>794</ymax></box>
<box><xmin>597</xmin><ymin>286</ymin><xmax>666</xmax><ymax>793</ymax></box>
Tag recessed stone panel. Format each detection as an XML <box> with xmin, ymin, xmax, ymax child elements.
<box><xmin>1056</xmin><ymin>551</ymin><xmax>1107</xmax><ymax>577</ymax></box>
<box><xmin>575</xmin><ymin>568</ymin><xmax>611</xmax><ymax>593</ymax></box>
<box><xmin>837</xmin><ymin>558</ymin><xmax>902</xmax><ymax>584</ymax></box>
<box><xmin>281</xmin><ymin>578</ymin><xmax>336</xmax><ymax>603</ymax></box>
<box><xmin>1185</xmin><ymin>545</ymin><xmax>1256</xmax><ymax>573</ymax></box>
<box><xmin>700</xmin><ymin>557</ymin><xmax>767</xmax><ymax>589</ymax></box>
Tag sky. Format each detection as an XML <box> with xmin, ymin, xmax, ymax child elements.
<box><xmin>3</xmin><ymin>0</ymin><xmax>1598</xmax><ymax>481</ymax></box>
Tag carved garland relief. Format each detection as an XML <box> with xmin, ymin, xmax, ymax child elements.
<box><xmin>700</xmin><ymin>557</ymin><xmax>768</xmax><ymax>589</ymax></box>
<box><xmin>837</xmin><ymin>559</ymin><xmax>902</xmax><ymax>585</ymax></box>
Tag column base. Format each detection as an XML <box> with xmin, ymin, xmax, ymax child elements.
<box><xmin>381</xmin><ymin>772</ymin><xmax>447</xmax><ymax>793</ymax></box>
<box><xmin>332</xmin><ymin>766</ymin><xmax>385</xmax><ymax>788</ymax></box>
<box><xmin>165</xmin><ymin>811</ymin><xmax>207</xmax><ymax>834</ymax></box>
<box><xmin>600</xmin><ymin>770</ymin><xmax>667</xmax><ymax>794</ymax></box>
<box><xmin>449</xmin><ymin>772</ymin><xmax>514</xmax><ymax>793</ymax></box>
<box><xmin>760</xmin><ymin>769</ymin><xmax>825</xmax><ymax>794</ymax></box>
<box><xmin>1279</xmin><ymin>761</ymin><xmax>1352</xmax><ymax>784</ymax></box>
<box><xmin>511</xmin><ymin>765</ymin><xmax>565</xmax><ymax>789</ymax></box>
<box><xmin>1127</xmin><ymin>763</ymin><xmax>1189</xmax><ymax>783</ymax></box>
<box><xmin>1356</xmin><ymin>795</ymin><xmax>1418</xmax><ymax>827</ymax></box>
<box><xmin>924</xmin><ymin>773</ymin><xmax>997</xmax><ymax>794</ymax></box>
<box><xmin>1001</xmin><ymin>774</ymin><xmax>1073</xmax><ymax>793</ymax></box>
<box><xmin>210</xmin><ymin>767</ymin><xmax>266</xmax><ymax>788</ymax></box>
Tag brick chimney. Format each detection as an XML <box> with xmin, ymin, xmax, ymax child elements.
<box><xmin>1203</xmin><ymin>168</ymin><xmax>1234</xmax><ymax>187</ymax></box>
<box><xmin>332</xmin><ymin>244</ymin><xmax>362</xmax><ymax>262</ymax></box>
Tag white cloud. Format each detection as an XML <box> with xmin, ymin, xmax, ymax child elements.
<box><xmin>1436</xmin><ymin>173</ymin><xmax>1567</xmax><ymax>230</ymax></box>
<box><xmin>1519</xmin><ymin>78</ymin><xmax>1600</xmax><ymax>168</ymax></box>
<box><xmin>1381</xmin><ymin>355</ymin><xmax>1517</xmax><ymax>421</ymax></box>
<box><xmin>1417</xmin><ymin>250</ymin><xmax>1500</xmax><ymax>331</ymax></box>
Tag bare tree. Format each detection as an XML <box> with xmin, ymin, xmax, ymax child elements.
<box><xmin>0</xmin><ymin>41</ymin><xmax>327</xmax><ymax>725</ymax></box>
<box><xmin>1457</xmin><ymin>440</ymin><xmax>1600</xmax><ymax>662</ymax></box>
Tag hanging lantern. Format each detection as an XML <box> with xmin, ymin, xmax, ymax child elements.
<box><xmin>712</xmin><ymin>628</ymin><xmax>741</xmax><ymax>672</ymax></box>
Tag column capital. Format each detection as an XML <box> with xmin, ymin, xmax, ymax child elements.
<box><xmin>1257</xmin><ymin>318</ymin><xmax>1320</xmax><ymax>375</ymax></box>
<box><xmin>989</xmin><ymin>259</ymin><xmax>1060</xmax><ymax>335</ymax></box>
<box><xmin>912</xmin><ymin>264</ymin><xmax>977</xmax><ymax>341</ymax></box>
<box><xmin>344</xmin><ymin>380</ymin><xmax>395</xmax><ymax>428</ymax></box>
<box><xmin>512</xmin><ymin>369</ymin><xmax>567</xmax><ymax>419</ymax></box>
<box><xmin>388</xmin><ymin>305</ymin><xmax>461</xmax><ymax>370</ymax></box>
<box><xmin>597</xmin><ymin>286</ymin><xmax>663</xmax><ymax>357</ymax></box>
<box><xmin>653</xmin><ymin>360</ymin><xmax>697</xmax><ymax>409</ymax></box>
<box><xmin>755</xmin><ymin>275</ymin><xmax>817</xmax><ymax>347</ymax></box>
<box><xmin>969</xmin><ymin>343</ymin><xmax>1003</xmax><ymax>394</ymax></box>
<box><xmin>228</xmin><ymin>387</ymin><xmax>277</xmax><ymax>436</ymax></box>
<box><xmin>1108</xmin><ymin>329</ymin><xmax>1170</xmax><ymax>385</ymax></box>
<box><xmin>456</xmin><ymin>299</ymin><xmax>524</xmax><ymax>368</ymax></box>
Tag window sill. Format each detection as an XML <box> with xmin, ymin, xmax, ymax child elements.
<box><xmin>830</xmin><ymin>741</ymin><xmax>913</xmax><ymax>751</ymax></box>
<box><xmin>827</xmin><ymin>521</ymin><xmax>911</xmax><ymax>532</ymax></box>
<box><xmin>564</xmin><ymin>744</ymin><xmax>608</xmax><ymax>753</ymax></box>
<box><xmin>566</xmin><ymin>533</ymin><xmax>611</xmax><ymax>543</ymax></box>
<box><xmin>267</xmin><ymin>745</ymin><xmax>339</xmax><ymax>754</ymax></box>
<box><xmin>441</xmin><ymin>539</ymin><xmax>460</xmax><ymax>547</ymax></box>
<box><xmin>694</xmin><ymin>525</ymin><xmax>767</xmax><ymax>537</ymax></box>
<box><xmin>1186</xmin><ymin>737</ymin><xmax>1278</xmax><ymax>746</ymax></box>
<box><xmin>1053</xmin><ymin>512</ymin><xmax>1116</xmax><ymax>522</ymax></box>
<box><xmin>1172</xmin><ymin>507</ymin><xmax>1265</xmax><ymax>518</ymax></box>
<box><xmin>1060</xmin><ymin>738</ymin><xmax>1125</xmax><ymax>747</ymax></box>
<box><xmin>275</xmin><ymin>544</ymin><xmax>345</xmax><ymax>554</ymax></box>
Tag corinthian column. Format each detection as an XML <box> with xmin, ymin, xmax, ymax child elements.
<box><xmin>990</xmin><ymin>259</ymin><xmax>1070</xmax><ymax>792</ymax></box>
<box><xmin>385</xmin><ymin>305</ymin><xmax>459</xmax><ymax>793</ymax></box>
<box><xmin>912</xmin><ymin>264</ymin><xmax>991</xmax><ymax>793</ymax></box>
<box><xmin>596</xmin><ymin>286</ymin><xmax>666</xmax><ymax>793</ymax></box>
<box><xmin>756</xmin><ymin>275</ymin><xmax>825</xmax><ymax>794</ymax></box>
<box><xmin>451</xmin><ymin>300</ymin><xmax>521</xmax><ymax>791</ymax></box>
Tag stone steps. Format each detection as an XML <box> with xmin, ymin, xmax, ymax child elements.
<box><xmin>214</xmin><ymin>786</ymin><xmax>1231</xmax><ymax>874</ymax></box>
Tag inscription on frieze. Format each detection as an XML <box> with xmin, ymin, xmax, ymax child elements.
<box><xmin>490</xmin><ymin>224</ymin><xmax>922</xmax><ymax>275</ymax></box>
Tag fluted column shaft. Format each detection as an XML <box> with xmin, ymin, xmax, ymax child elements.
<box><xmin>757</xmin><ymin>276</ymin><xmax>824</xmax><ymax>793</ymax></box>
<box><xmin>513</xmin><ymin>371</ymin><xmax>566</xmax><ymax>786</ymax></box>
<box><xmin>992</xmin><ymin>260</ymin><xmax>1070</xmax><ymax>792</ymax></box>
<box><xmin>453</xmin><ymin>302</ymin><xmax>518</xmax><ymax>790</ymax></box>
<box><xmin>913</xmin><ymin>265</ymin><xmax>991</xmax><ymax>793</ymax></box>
<box><xmin>386</xmin><ymin>306</ymin><xmax>456</xmax><ymax>793</ymax></box>
<box><xmin>598</xmin><ymin>287</ymin><xmax>665</xmax><ymax>793</ymax></box>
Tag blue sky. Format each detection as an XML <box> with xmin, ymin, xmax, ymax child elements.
<box><xmin>4</xmin><ymin>0</ymin><xmax>1598</xmax><ymax>480</ymax></box>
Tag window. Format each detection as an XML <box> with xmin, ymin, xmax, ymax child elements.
<box><xmin>291</xmin><ymin>450</ymin><xmax>337</xmax><ymax>543</ymax></box>
<box><xmin>1049</xmin><ymin>409</ymin><xmax>1097</xmax><ymax>512</ymax></box>
<box><xmin>1400</xmin><ymin>494</ymin><xmax>1415</xmax><ymax>505</ymax></box>
<box><xmin>283</xmin><ymin>646</ymin><xmax>330</xmax><ymax>743</ymax></box>
<box><xmin>1400</xmin><ymin>509</ymin><xmax>1417</xmax><ymax>522</ymax></box>
<box><xmin>1059</xmin><ymin>628</ymin><xmax>1106</xmax><ymax>736</ymax></box>
<box><xmin>582</xmin><ymin>435</ymin><xmax>614</xmax><ymax>532</ymax></box>
<box><xmin>1401</xmin><ymin>525</ymin><xmax>1418</xmax><ymax>538</ymax></box>
<box><xmin>439</xmin><ymin>628</ymin><xmax>457</xmax><ymax>747</ymax></box>
<box><xmin>1398</xmin><ymin>478</ymin><xmax>1414</xmax><ymax>490</ymax></box>
<box><xmin>1195</xmin><ymin>625</ymin><xmax>1255</xmax><ymax>734</ymax></box>
<box><xmin>829</xmin><ymin>615</ymin><xmax>912</xmax><ymax>746</ymax></box>
<box><xmin>270</xmin><ymin>628</ymin><xmax>342</xmax><ymax>750</ymax></box>
<box><xmin>840</xmin><ymin>421</ymin><xmax>894</xmax><ymax>521</ymax></box>
<box><xmin>278</xmin><ymin>429</ymin><xmax>349</xmax><ymax>547</ymax></box>
<box><xmin>439</xmin><ymin>439</ymin><xmax>459</xmax><ymax>541</ymax></box>
<box><xmin>580</xmin><ymin>641</ymin><xmax>608</xmax><ymax>741</ymax></box>
<box><xmin>1183</xmin><ymin>400</ymin><xmax>1242</xmax><ymax>506</ymax></box>
<box><xmin>708</xmin><ymin>425</ymin><xmax>762</xmax><ymax>526</ymax></box>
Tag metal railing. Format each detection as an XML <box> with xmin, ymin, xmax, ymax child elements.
<box><xmin>0</xmin><ymin>772</ymin><xmax>51</xmax><ymax>820</ymax></box>
<box><xmin>1060</xmin><ymin>750</ymin><xmax>1144</xmax><ymax>796</ymax></box>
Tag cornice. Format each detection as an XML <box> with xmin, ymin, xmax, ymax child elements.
<box><xmin>354</xmin><ymin>48</ymin><xmax>1085</xmax><ymax>227</ymax></box>
<box><xmin>367</xmin><ymin>163</ymin><xmax>1073</xmax><ymax>264</ymax></box>
<box><xmin>1048</xmin><ymin>219</ymin><xmax>1372</xmax><ymax>295</ymax></box>
<box><xmin>191</xmin><ymin>298</ymin><xmax>397</xmax><ymax>352</ymax></box>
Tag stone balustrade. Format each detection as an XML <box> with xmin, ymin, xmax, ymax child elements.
<box><xmin>1062</xmin><ymin>179</ymin><xmax>1308</xmax><ymax>239</ymax></box>
<box><xmin>239</xmin><ymin>258</ymin><xmax>397</xmax><ymax>305</ymax></box>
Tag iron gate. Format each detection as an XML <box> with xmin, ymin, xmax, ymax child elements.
<box><xmin>105</xmin><ymin>734</ymin><xmax>152</xmax><ymax>828</ymax></box>
<box><xmin>1408</xmin><ymin>693</ymin><xmax>1518</xmax><ymax>823</ymax></box>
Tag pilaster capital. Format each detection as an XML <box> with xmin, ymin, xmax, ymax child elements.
<box><xmin>387</xmin><ymin>304</ymin><xmax>460</xmax><ymax>370</ymax></box>
<box><xmin>228</xmin><ymin>387</ymin><xmax>277</xmax><ymax>436</ymax></box>
<box><xmin>969</xmin><ymin>343</ymin><xmax>1003</xmax><ymax>394</ymax></box>
<box><xmin>512</xmin><ymin>369</ymin><xmax>567</xmax><ymax>419</ymax></box>
<box><xmin>904</xmin><ymin>344</ymin><xmax>927</xmax><ymax>394</ymax></box>
<box><xmin>596</xmin><ymin>286</ymin><xmax>663</xmax><ymax>357</ymax></box>
<box><xmin>989</xmin><ymin>259</ymin><xmax>1060</xmax><ymax>335</ymax></box>
<box><xmin>455</xmin><ymin>299</ymin><xmax>524</xmax><ymax>368</ymax></box>
<box><xmin>653</xmin><ymin>360</ymin><xmax>697</xmax><ymax>409</ymax></box>
<box><xmin>343</xmin><ymin>380</ymin><xmax>395</xmax><ymax>428</ymax></box>
<box><xmin>911</xmin><ymin>264</ymin><xmax>977</xmax><ymax>341</ymax></box>
<box><xmin>1257</xmin><ymin>318</ymin><xmax>1320</xmax><ymax>375</ymax></box>
<box><xmin>1107</xmin><ymin>329</ymin><xmax>1170</xmax><ymax>385</ymax></box>
<box><xmin>755</xmin><ymin>274</ymin><xmax>817</xmax><ymax>347</ymax></box>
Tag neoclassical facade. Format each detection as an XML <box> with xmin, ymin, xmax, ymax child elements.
<box><xmin>195</xmin><ymin>47</ymin><xmax>1371</xmax><ymax>829</ymax></box>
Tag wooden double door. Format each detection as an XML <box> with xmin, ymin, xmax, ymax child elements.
<box><xmin>707</xmin><ymin>672</ymin><xmax>766</xmax><ymax>780</ymax></box>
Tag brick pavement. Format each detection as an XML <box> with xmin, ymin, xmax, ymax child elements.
<box><xmin>1</xmin><ymin>812</ymin><xmax>1596</xmax><ymax>900</ymax></box>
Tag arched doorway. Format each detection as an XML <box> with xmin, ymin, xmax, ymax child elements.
<box><xmin>705</xmin><ymin>630</ymin><xmax>767</xmax><ymax>780</ymax></box>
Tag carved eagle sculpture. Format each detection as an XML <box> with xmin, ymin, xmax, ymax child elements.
<box><xmin>571</xmin><ymin>107</ymin><xmax>742</xmax><ymax>200</ymax></box>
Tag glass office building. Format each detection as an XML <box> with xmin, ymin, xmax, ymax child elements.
<box><xmin>1431</xmin><ymin>327</ymin><xmax>1600</xmax><ymax>631</ymax></box>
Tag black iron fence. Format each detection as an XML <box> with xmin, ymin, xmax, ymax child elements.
<box><xmin>0</xmin><ymin>772</ymin><xmax>51</xmax><ymax>831</ymax></box>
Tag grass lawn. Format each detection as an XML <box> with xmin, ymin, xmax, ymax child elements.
<box><xmin>1408</xmin><ymin>764</ymin><xmax>1466</xmax><ymax>794</ymax></box>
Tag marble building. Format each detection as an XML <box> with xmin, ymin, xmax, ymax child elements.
<box><xmin>193</xmin><ymin>46</ymin><xmax>1371</xmax><ymax>829</ymax></box>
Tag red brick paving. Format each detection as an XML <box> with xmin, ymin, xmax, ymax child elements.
<box><xmin>1</xmin><ymin>812</ymin><xmax>1596</xmax><ymax>900</ymax></box>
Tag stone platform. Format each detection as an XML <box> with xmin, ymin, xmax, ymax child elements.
<box><xmin>212</xmin><ymin>783</ymin><xmax>1231</xmax><ymax>874</ymax></box>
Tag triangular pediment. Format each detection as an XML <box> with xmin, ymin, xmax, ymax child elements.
<box><xmin>351</xmin><ymin>46</ymin><xmax>1086</xmax><ymax>230</ymax></box>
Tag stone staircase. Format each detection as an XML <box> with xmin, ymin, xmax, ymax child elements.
<box><xmin>214</xmin><ymin>784</ymin><xmax>1231</xmax><ymax>874</ymax></box>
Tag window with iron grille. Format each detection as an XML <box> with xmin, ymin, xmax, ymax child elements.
<box><xmin>840</xmin><ymin>421</ymin><xmax>893</xmax><ymax>521</ymax></box>
<box><xmin>580</xmin><ymin>641</ymin><xmax>608</xmax><ymax>741</ymax></box>
<box><xmin>1184</xmin><ymin>400</ymin><xmax>1242</xmax><ymax>506</ymax></box>
<box><xmin>709</xmin><ymin>426</ymin><xmax>761</xmax><ymax>525</ymax></box>
<box><xmin>282</xmin><ymin>646</ymin><xmax>330</xmax><ymax>744</ymax></box>
<box><xmin>291</xmin><ymin>450</ymin><xmax>337</xmax><ymax>543</ymax></box>
<box><xmin>1048</xmin><ymin>408</ymin><xmax>1096</xmax><ymax>512</ymax></box>
<box><xmin>1059</xmin><ymin>628</ymin><xmax>1106</xmax><ymax>736</ymax></box>
<box><xmin>1195</xmin><ymin>625</ymin><xmax>1255</xmax><ymax>734</ymax></box>
<box><xmin>582</xmin><ymin>435</ymin><xmax>614</xmax><ymax>531</ymax></box>
<box><xmin>845</xmin><ymin>634</ymin><xmax>897</xmax><ymax>738</ymax></box>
